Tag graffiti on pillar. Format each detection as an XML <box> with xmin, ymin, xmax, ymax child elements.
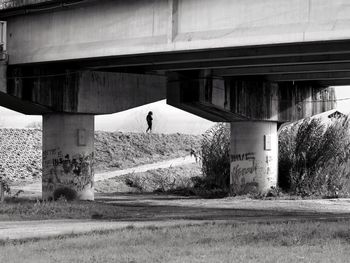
<box><xmin>230</xmin><ymin>152</ymin><xmax>260</xmax><ymax>193</ymax></box>
<box><xmin>231</xmin><ymin>152</ymin><xmax>255</xmax><ymax>162</ymax></box>
<box><xmin>42</xmin><ymin>148</ymin><xmax>94</xmax><ymax>199</ymax></box>
<box><xmin>265</xmin><ymin>154</ymin><xmax>273</xmax><ymax>175</ymax></box>
<box><xmin>265</xmin><ymin>153</ymin><xmax>277</xmax><ymax>185</ymax></box>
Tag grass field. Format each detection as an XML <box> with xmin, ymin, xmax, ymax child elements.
<box><xmin>1</xmin><ymin>220</ymin><xmax>350</xmax><ymax>263</ymax></box>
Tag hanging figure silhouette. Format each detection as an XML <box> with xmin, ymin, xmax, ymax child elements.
<box><xmin>146</xmin><ymin>111</ymin><xmax>153</xmax><ymax>133</ymax></box>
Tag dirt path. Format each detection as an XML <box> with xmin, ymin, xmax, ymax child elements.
<box><xmin>12</xmin><ymin>155</ymin><xmax>197</xmax><ymax>194</ymax></box>
<box><xmin>95</xmin><ymin>155</ymin><xmax>196</xmax><ymax>181</ymax></box>
<box><xmin>1</xmin><ymin>195</ymin><xmax>350</xmax><ymax>241</ymax></box>
<box><xmin>0</xmin><ymin>219</ymin><xmax>208</xmax><ymax>241</ymax></box>
<box><xmin>5</xmin><ymin>155</ymin><xmax>350</xmax><ymax>242</ymax></box>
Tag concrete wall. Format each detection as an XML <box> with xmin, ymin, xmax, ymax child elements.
<box><xmin>4</xmin><ymin>0</ymin><xmax>350</xmax><ymax>64</ymax></box>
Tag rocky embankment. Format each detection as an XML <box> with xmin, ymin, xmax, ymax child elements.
<box><xmin>0</xmin><ymin>129</ymin><xmax>42</xmax><ymax>184</ymax></box>
<box><xmin>0</xmin><ymin>129</ymin><xmax>201</xmax><ymax>185</ymax></box>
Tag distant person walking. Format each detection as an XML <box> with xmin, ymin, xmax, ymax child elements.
<box><xmin>146</xmin><ymin>111</ymin><xmax>153</xmax><ymax>133</ymax></box>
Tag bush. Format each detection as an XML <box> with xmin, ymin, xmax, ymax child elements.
<box><xmin>0</xmin><ymin>165</ymin><xmax>11</xmax><ymax>202</ymax></box>
<box><xmin>123</xmin><ymin>168</ymin><xmax>194</xmax><ymax>193</ymax></box>
<box><xmin>200</xmin><ymin>123</ymin><xmax>230</xmax><ymax>195</ymax></box>
<box><xmin>53</xmin><ymin>187</ymin><xmax>77</xmax><ymax>201</ymax></box>
<box><xmin>279</xmin><ymin>117</ymin><xmax>350</xmax><ymax>197</ymax></box>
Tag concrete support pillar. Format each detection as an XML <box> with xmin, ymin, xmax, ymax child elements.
<box><xmin>42</xmin><ymin>114</ymin><xmax>95</xmax><ymax>201</ymax></box>
<box><xmin>230</xmin><ymin>121</ymin><xmax>278</xmax><ymax>195</ymax></box>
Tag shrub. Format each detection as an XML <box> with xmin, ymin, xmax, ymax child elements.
<box><xmin>0</xmin><ymin>164</ymin><xmax>11</xmax><ymax>202</ymax></box>
<box><xmin>279</xmin><ymin>117</ymin><xmax>350</xmax><ymax>197</ymax></box>
<box><xmin>123</xmin><ymin>168</ymin><xmax>194</xmax><ymax>193</ymax></box>
<box><xmin>53</xmin><ymin>187</ymin><xmax>77</xmax><ymax>201</ymax></box>
<box><xmin>200</xmin><ymin>123</ymin><xmax>230</xmax><ymax>194</ymax></box>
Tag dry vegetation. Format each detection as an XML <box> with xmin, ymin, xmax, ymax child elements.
<box><xmin>200</xmin><ymin>123</ymin><xmax>230</xmax><ymax>193</ymax></box>
<box><xmin>1</xmin><ymin>220</ymin><xmax>350</xmax><ymax>262</ymax></box>
<box><xmin>198</xmin><ymin>118</ymin><xmax>350</xmax><ymax>198</ymax></box>
<box><xmin>95</xmin><ymin>163</ymin><xmax>201</xmax><ymax>194</ymax></box>
<box><xmin>279</xmin><ymin>117</ymin><xmax>350</xmax><ymax>197</ymax></box>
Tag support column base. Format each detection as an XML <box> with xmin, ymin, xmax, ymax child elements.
<box><xmin>42</xmin><ymin>114</ymin><xmax>95</xmax><ymax>201</ymax></box>
<box><xmin>230</xmin><ymin>121</ymin><xmax>278</xmax><ymax>195</ymax></box>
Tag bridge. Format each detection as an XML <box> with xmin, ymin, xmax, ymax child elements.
<box><xmin>0</xmin><ymin>0</ymin><xmax>345</xmax><ymax>200</ymax></box>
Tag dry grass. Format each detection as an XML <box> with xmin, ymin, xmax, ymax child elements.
<box><xmin>279</xmin><ymin>117</ymin><xmax>350</xmax><ymax>197</ymax></box>
<box><xmin>95</xmin><ymin>163</ymin><xmax>201</xmax><ymax>194</ymax></box>
<box><xmin>1</xmin><ymin>220</ymin><xmax>350</xmax><ymax>262</ymax></box>
<box><xmin>201</xmin><ymin>123</ymin><xmax>230</xmax><ymax>191</ymax></box>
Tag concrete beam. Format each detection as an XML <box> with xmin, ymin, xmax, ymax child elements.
<box><xmin>167</xmin><ymin>72</ymin><xmax>336</xmax><ymax>123</ymax></box>
<box><xmin>213</xmin><ymin>63</ymin><xmax>350</xmax><ymax>77</ymax></box>
<box><xmin>46</xmin><ymin>40</ymin><xmax>350</xmax><ymax>70</ymax></box>
<box><xmin>0</xmin><ymin>61</ymin><xmax>52</xmax><ymax>113</ymax></box>
<box><xmin>267</xmin><ymin>71</ymin><xmax>350</xmax><ymax>82</ymax></box>
<box><xmin>318</xmin><ymin>79</ymin><xmax>350</xmax><ymax>86</ymax></box>
<box><xmin>0</xmin><ymin>91</ymin><xmax>52</xmax><ymax>114</ymax></box>
<box><xmin>123</xmin><ymin>53</ymin><xmax>350</xmax><ymax>73</ymax></box>
<box><xmin>5</xmin><ymin>70</ymin><xmax>166</xmax><ymax>115</ymax></box>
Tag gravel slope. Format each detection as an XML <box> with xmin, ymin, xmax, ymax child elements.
<box><xmin>0</xmin><ymin>129</ymin><xmax>201</xmax><ymax>185</ymax></box>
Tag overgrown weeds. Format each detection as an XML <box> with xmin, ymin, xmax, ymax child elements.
<box><xmin>197</xmin><ymin>117</ymin><xmax>350</xmax><ymax>199</ymax></box>
<box><xmin>123</xmin><ymin>168</ymin><xmax>195</xmax><ymax>193</ymax></box>
<box><xmin>0</xmin><ymin>164</ymin><xmax>11</xmax><ymax>202</ymax></box>
<box><xmin>279</xmin><ymin>117</ymin><xmax>350</xmax><ymax>197</ymax></box>
<box><xmin>199</xmin><ymin>123</ymin><xmax>230</xmax><ymax>197</ymax></box>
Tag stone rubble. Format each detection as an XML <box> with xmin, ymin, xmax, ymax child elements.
<box><xmin>0</xmin><ymin>128</ymin><xmax>42</xmax><ymax>184</ymax></box>
<box><xmin>0</xmin><ymin>129</ymin><xmax>201</xmax><ymax>185</ymax></box>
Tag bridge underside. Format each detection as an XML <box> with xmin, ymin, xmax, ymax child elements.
<box><xmin>2</xmin><ymin>41</ymin><xmax>339</xmax><ymax>197</ymax></box>
<box><xmin>8</xmin><ymin>39</ymin><xmax>350</xmax><ymax>85</ymax></box>
<box><xmin>0</xmin><ymin>0</ymin><xmax>347</xmax><ymax>198</ymax></box>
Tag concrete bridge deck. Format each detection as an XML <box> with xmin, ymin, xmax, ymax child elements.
<box><xmin>2</xmin><ymin>0</ymin><xmax>350</xmax><ymax>67</ymax></box>
<box><xmin>2</xmin><ymin>0</ymin><xmax>350</xmax><ymax>87</ymax></box>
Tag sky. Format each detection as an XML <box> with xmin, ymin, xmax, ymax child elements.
<box><xmin>0</xmin><ymin>99</ymin><xmax>214</xmax><ymax>134</ymax></box>
<box><xmin>1</xmin><ymin>86</ymin><xmax>350</xmax><ymax>134</ymax></box>
<box><xmin>333</xmin><ymin>86</ymin><xmax>350</xmax><ymax>113</ymax></box>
